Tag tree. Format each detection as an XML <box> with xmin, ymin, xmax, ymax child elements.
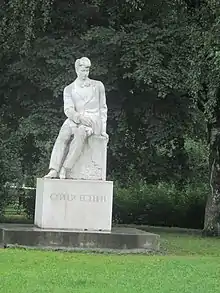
<box><xmin>80</xmin><ymin>0</ymin><xmax>220</xmax><ymax>233</ymax></box>
<box><xmin>181</xmin><ymin>0</ymin><xmax>220</xmax><ymax>235</ymax></box>
<box><xmin>0</xmin><ymin>0</ymin><xmax>218</xmax><ymax>233</ymax></box>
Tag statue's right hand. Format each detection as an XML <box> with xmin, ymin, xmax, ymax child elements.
<box><xmin>79</xmin><ymin>115</ymin><xmax>93</xmax><ymax>127</ymax></box>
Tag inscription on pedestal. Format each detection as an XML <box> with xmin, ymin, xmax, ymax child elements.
<box><xmin>35</xmin><ymin>178</ymin><xmax>113</xmax><ymax>230</ymax></box>
<box><xmin>50</xmin><ymin>193</ymin><xmax>107</xmax><ymax>203</ymax></box>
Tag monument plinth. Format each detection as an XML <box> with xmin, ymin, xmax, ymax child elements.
<box><xmin>35</xmin><ymin>178</ymin><xmax>113</xmax><ymax>231</ymax></box>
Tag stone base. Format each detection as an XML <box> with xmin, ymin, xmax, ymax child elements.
<box><xmin>0</xmin><ymin>224</ymin><xmax>160</xmax><ymax>252</ymax></box>
<box><xmin>68</xmin><ymin>135</ymin><xmax>107</xmax><ymax>180</ymax></box>
<box><xmin>35</xmin><ymin>178</ymin><xmax>113</xmax><ymax>231</ymax></box>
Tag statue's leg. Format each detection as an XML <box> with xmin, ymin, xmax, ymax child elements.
<box><xmin>45</xmin><ymin>123</ymin><xmax>72</xmax><ymax>177</ymax></box>
<box><xmin>62</xmin><ymin>125</ymin><xmax>89</xmax><ymax>172</ymax></box>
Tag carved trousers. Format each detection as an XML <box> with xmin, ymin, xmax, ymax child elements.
<box><xmin>49</xmin><ymin>120</ymin><xmax>91</xmax><ymax>172</ymax></box>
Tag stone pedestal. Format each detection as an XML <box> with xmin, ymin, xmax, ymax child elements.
<box><xmin>68</xmin><ymin>135</ymin><xmax>107</xmax><ymax>180</ymax></box>
<box><xmin>34</xmin><ymin>178</ymin><xmax>113</xmax><ymax>231</ymax></box>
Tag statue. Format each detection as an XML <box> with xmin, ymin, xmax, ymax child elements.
<box><xmin>45</xmin><ymin>57</ymin><xmax>108</xmax><ymax>179</ymax></box>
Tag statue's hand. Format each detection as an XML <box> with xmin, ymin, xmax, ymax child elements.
<box><xmin>101</xmin><ymin>132</ymin><xmax>109</xmax><ymax>141</ymax></box>
<box><xmin>79</xmin><ymin>115</ymin><xmax>93</xmax><ymax>127</ymax></box>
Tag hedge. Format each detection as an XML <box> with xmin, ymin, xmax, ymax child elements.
<box><xmin>113</xmin><ymin>181</ymin><xmax>208</xmax><ymax>229</ymax></box>
<box><xmin>2</xmin><ymin>181</ymin><xmax>208</xmax><ymax>229</ymax></box>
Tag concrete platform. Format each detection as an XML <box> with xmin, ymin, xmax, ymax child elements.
<box><xmin>0</xmin><ymin>224</ymin><xmax>160</xmax><ymax>253</ymax></box>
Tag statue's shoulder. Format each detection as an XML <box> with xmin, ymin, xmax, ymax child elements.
<box><xmin>90</xmin><ymin>79</ymin><xmax>104</xmax><ymax>88</ymax></box>
<box><xmin>64</xmin><ymin>82</ymin><xmax>74</xmax><ymax>92</ymax></box>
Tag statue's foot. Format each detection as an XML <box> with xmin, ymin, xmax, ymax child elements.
<box><xmin>59</xmin><ymin>167</ymin><xmax>73</xmax><ymax>179</ymax></box>
<box><xmin>44</xmin><ymin>169</ymin><xmax>58</xmax><ymax>178</ymax></box>
<box><xmin>59</xmin><ymin>167</ymin><xmax>66</xmax><ymax>179</ymax></box>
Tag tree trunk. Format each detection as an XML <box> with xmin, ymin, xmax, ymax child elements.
<box><xmin>203</xmin><ymin>129</ymin><xmax>220</xmax><ymax>236</ymax></box>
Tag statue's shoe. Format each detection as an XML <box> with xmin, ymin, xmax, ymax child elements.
<box><xmin>59</xmin><ymin>167</ymin><xmax>74</xmax><ymax>179</ymax></box>
<box><xmin>44</xmin><ymin>169</ymin><xmax>58</xmax><ymax>178</ymax></box>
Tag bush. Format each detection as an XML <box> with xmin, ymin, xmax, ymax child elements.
<box><xmin>20</xmin><ymin>189</ymin><xmax>36</xmax><ymax>220</ymax></box>
<box><xmin>0</xmin><ymin>187</ymin><xmax>15</xmax><ymax>218</ymax></box>
<box><xmin>2</xmin><ymin>188</ymin><xmax>36</xmax><ymax>221</ymax></box>
<box><xmin>113</xmin><ymin>181</ymin><xmax>208</xmax><ymax>229</ymax></box>
<box><xmin>3</xmin><ymin>181</ymin><xmax>208</xmax><ymax>230</ymax></box>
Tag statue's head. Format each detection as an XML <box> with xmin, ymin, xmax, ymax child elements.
<box><xmin>75</xmin><ymin>57</ymin><xmax>91</xmax><ymax>81</ymax></box>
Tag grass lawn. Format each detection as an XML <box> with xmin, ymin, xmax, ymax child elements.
<box><xmin>0</xmin><ymin>233</ymin><xmax>220</xmax><ymax>293</ymax></box>
<box><xmin>160</xmin><ymin>232</ymin><xmax>220</xmax><ymax>256</ymax></box>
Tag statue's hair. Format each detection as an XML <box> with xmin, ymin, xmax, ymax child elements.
<box><xmin>75</xmin><ymin>57</ymin><xmax>91</xmax><ymax>71</ymax></box>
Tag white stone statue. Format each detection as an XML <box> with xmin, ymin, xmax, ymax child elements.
<box><xmin>45</xmin><ymin>57</ymin><xmax>108</xmax><ymax>180</ymax></box>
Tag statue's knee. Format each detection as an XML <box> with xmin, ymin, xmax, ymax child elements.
<box><xmin>57</xmin><ymin>128</ymin><xmax>71</xmax><ymax>143</ymax></box>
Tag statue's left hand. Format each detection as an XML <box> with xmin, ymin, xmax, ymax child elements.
<box><xmin>101</xmin><ymin>132</ymin><xmax>109</xmax><ymax>141</ymax></box>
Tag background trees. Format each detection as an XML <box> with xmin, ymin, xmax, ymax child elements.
<box><xmin>1</xmin><ymin>0</ymin><xmax>220</xmax><ymax>234</ymax></box>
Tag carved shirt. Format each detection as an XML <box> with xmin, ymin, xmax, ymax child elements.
<box><xmin>63</xmin><ymin>79</ymin><xmax>107</xmax><ymax>134</ymax></box>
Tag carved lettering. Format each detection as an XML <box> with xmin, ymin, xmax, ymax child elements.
<box><xmin>50</xmin><ymin>193</ymin><xmax>58</xmax><ymax>200</ymax></box>
<box><xmin>50</xmin><ymin>193</ymin><xmax>106</xmax><ymax>203</ymax></box>
<box><xmin>67</xmin><ymin>194</ymin><xmax>76</xmax><ymax>201</ymax></box>
<box><xmin>59</xmin><ymin>194</ymin><xmax>66</xmax><ymax>200</ymax></box>
<box><xmin>102</xmin><ymin>196</ymin><xmax>107</xmax><ymax>203</ymax></box>
<box><xmin>80</xmin><ymin>195</ymin><xmax>85</xmax><ymax>202</ymax></box>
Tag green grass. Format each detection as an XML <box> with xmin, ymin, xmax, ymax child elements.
<box><xmin>160</xmin><ymin>232</ymin><xmax>220</xmax><ymax>256</ymax></box>
<box><xmin>0</xmin><ymin>249</ymin><xmax>220</xmax><ymax>293</ymax></box>
<box><xmin>0</xmin><ymin>232</ymin><xmax>220</xmax><ymax>293</ymax></box>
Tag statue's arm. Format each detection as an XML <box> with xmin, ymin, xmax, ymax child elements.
<box><xmin>99</xmin><ymin>81</ymin><xmax>107</xmax><ymax>134</ymax></box>
<box><xmin>63</xmin><ymin>86</ymin><xmax>81</xmax><ymax>124</ymax></box>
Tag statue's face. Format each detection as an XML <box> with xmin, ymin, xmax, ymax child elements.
<box><xmin>77</xmin><ymin>66</ymin><xmax>90</xmax><ymax>81</ymax></box>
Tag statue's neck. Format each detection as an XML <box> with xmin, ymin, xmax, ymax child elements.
<box><xmin>75</xmin><ymin>77</ymin><xmax>90</xmax><ymax>88</ymax></box>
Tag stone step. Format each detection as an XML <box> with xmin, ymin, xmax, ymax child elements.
<box><xmin>0</xmin><ymin>224</ymin><xmax>160</xmax><ymax>253</ymax></box>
